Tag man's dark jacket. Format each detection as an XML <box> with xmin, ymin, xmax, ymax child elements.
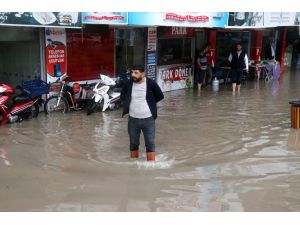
<box><xmin>120</xmin><ymin>77</ymin><xmax>164</xmax><ymax>120</ymax></box>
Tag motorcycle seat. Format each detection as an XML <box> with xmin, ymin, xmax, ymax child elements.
<box><xmin>14</xmin><ymin>96</ymin><xmax>31</xmax><ymax>104</ymax></box>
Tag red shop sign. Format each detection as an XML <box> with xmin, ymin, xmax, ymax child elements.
<box><xmin>159</xmin><ymin>26</ymin><xmax>195</xmax><ymax>38</ymax></box>
<box><xmin>46</xmin><ymin>43</ymin><xmax>67</xmax><ymax>77</ymax></box>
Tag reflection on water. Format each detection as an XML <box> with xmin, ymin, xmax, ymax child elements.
<box><xmin>1</xmin><ymin>71</ymin><xmax>300</xmax><ymax>211</ymax></box>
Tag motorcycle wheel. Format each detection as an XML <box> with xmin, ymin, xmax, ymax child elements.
<box><xmin>87</xmin><ymin>99</ymin><xmax>98</xmax><ymax>115</ymax></box>
<box><xmin>44</xmin><ymin>96</ymin><xmax>69</xmax><ymax>114</ymax></box>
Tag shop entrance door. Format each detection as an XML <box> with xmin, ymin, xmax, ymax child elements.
<box><xmin>0</xmin><ymin>27</ymin><xmax>41</xmax><ymax>87</ymax></box>
<box><xmin>115</xmin><ymin>28</ymin><xmax>146</xmax><ymax>75</ymax></box>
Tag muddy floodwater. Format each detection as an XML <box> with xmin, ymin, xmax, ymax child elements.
<box><xmin>1</xmin><ymin>71</ymin><xmax>300</xmax><ymax>211</ymax></box>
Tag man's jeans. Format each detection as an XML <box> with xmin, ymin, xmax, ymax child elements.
<box><xmin>128</xmin><ymin>116</ymin><xmax>155</xmax><ymax>152</ymax></box>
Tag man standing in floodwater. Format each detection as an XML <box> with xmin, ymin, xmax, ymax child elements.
<box><xmin>121</xmin><ymin>65</ymin><xmax>164</xmax><ymax>161</ymax></box>
<box><xmin>196</xmin><ymin>43</ymin><xmax>213</xmax><ymax>91</ymax></box>
<box><xmin>228</xmin><ymin>43</ymin><xmax>249</xmax><ymax>92</ymax></box>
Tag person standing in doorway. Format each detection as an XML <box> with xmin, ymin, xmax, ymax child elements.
<box><xmin>196</xmin><ymin>43</ymin><xmax>213</xmax><ymax>91</ymax></box>
<box><xmin>121</xmin><ymin>65</ymin><xmax>164</xmax><ymax>161</ymax></box>
<box><xmin>228</xmin><ymin>43</ymin><xmax>249</xmax><ymax>92</ymax></box>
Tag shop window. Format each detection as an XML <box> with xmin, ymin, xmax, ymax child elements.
<box><xmin>115</xmin><ymin>28</ymin><xmax>146</xmax><ymax>75</ymax></box>
<box><xmin>0</xmin><ymin>27</ymin><xmax>41</xmax><ymax>87</ymax></box>
<box><xmin>158</xmin><ymin>38</ymin><xmax>192</xmax><ymax>65</ymax></box>
<box><xmin>67</xmin><ymin>26</ymin><xmax>115</xmax><ymax>81</ymax></box>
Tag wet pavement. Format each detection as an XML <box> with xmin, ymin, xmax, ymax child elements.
<box><xmin>1</xmin><ymin>70</ymin><xmax>300</xmax><ymax>211</ymax></box>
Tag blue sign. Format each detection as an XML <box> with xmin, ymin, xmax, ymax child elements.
<box><xmin>147</xmin><ymin>65</ymin><xmax>156</xmax><ymax>80</ymax></box>
<box><xmin>128</xmin><ymin>12</ymin><xmax>228</xmax><ymax>27</ymax></box>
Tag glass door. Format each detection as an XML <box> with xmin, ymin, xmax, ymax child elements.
<box><xmin>115</xmin><ymin>28</ymin><xmax>146</xmax><ymax>75</ymax></box>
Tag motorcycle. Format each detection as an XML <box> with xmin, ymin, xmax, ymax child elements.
<box><xmin>44</xmin><ymin>74</ymin><xmax>95</xmax><ymax>114</ymax></box>
<box><xmin>87</xmin><ymin>74</ymin><xmax>122</xmax><ymax>115</ymax></box>
<box><xmin>0</xmin><ymin>83</ymin><xmax>43</xmax><ymax>125</ymax></box>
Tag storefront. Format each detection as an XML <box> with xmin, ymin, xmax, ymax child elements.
<box><xmin>225</xmin><ymin>12</ymin><xmax>300</xmax><ymax>79</ymax></box>
<box><xmin>2</xmin><ymin>12</ymin><xmax>299</xmax><ymax>89</ymax></box>
<box><xmin>65</xmin><ymin>25</ymin><xmax>147</xmax><ymax>82</ymax></box>
<box><xmin>156</xmin><ymin>26</ymin><xmax>195</xmax><ymax>92</ymax></box>
<box><xmin>64</xmin><ymin>12</ymin><xmax>146</xmax><ymax>83</ymax></box>
<box><xmin>0</xmin><ymin>26</ymin><xmax>42</xmax><ymax>87</ymax></box>
<box><xmin>0</xmin><ymin>12</ymin><xmax>81</xmax><ymax>86</ymax></box>
<box><xmin>214</xmin><ymin>28</ymin><xmax>286</xmax><ymax>80</ymax></box>
<box><xmin>128</xmin><ymin>12</ymin><xmax>229</xmax><ymax>92</ymax></box>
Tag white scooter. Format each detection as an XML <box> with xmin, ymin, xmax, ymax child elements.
<box><xmin>87</xmin><ymin>74</ymin><xmax>121</xmax><ymax>115</ymax></box>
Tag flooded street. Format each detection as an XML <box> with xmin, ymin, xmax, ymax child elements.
<box><xmin>1</xmin><ymin>70</ymin><xmax>300</xmax><ymax>212</ymax></box>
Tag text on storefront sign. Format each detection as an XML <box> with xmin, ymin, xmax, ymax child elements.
<box><xmin>165</xmin><ymin>13</ymin><xmax>209</xmax><ymax>22</ymax></box>
<box><xmin>160</xmin><ymin>66</ymin><xmax>192</xmax><ymax>81</ymax></box>
<box><xmin>85</xmin><ymin>16</ymin><xmax>124</xmax><ymax>21</ymax></box>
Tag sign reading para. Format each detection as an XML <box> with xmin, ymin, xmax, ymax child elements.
<box><xmin>158</xmin><ymin>26</ymin><xmax>195</xmax><ymax>38</ymax></box>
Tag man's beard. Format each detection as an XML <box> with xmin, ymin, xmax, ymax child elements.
<box><xmin>132</xmin><ymin>77</ymin><xmax>143</xmax><ymax>83</ymax></box>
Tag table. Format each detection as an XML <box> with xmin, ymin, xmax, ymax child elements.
<box><xmin>219</xmin><ymin>66</ymin><xmax>231</xmax><ymax>84</ymax></box>
<box><xmin>265</xmin><ymin>63</ymin><xmax>280</xmax><ymax>80</ymax></box>
<box><xmin>249</xmin><ymin>64</ymin><xmax>272</xmax><ymax>81</ymax></box>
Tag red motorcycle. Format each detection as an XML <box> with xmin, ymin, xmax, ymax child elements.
<box><xmin>0</xmin><ymin>83</ymin><xmax>43</xmax><ymax>125</ymax></box>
